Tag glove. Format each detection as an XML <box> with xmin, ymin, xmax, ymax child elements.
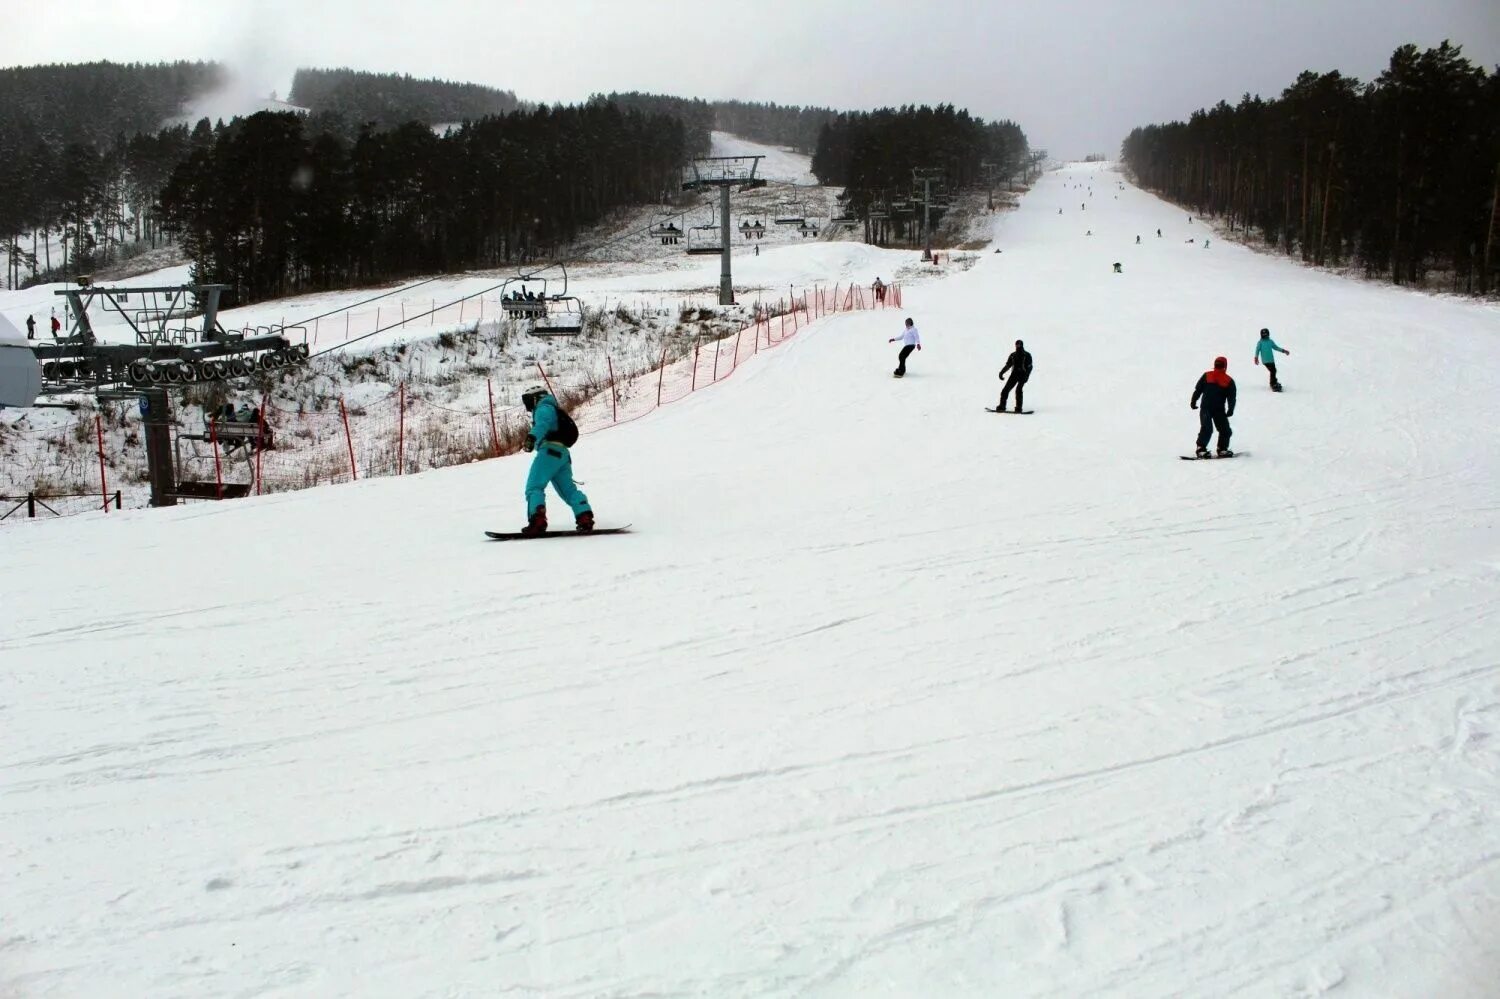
<box><xmin>916</xmin><ymin>344</ymin><xmax>922</xmax><ymax>351</ymax></box>
<box><xmin>1254</xmin><ymin>357</ymin><xmax>1260</xmax><ymax>365</ymax></box>
<box><xmin>1283</xmin><ymin>349</ymin><xmax>1291</xmax><ymax>355</ymax></box>
<box><xmin>888</xmin><ymin>337</ymin><xmax>896</xmax><ymax>343</ymax></box>
<box><xmin>522</xmin><ymin>435</ymin><xmax>536</xmax><ymax>453</ymax></box>
<box><xmin>1227</xmin><ymin>410</ymin><xmax>1235</xmax><ymax>418</ymax></box>
<box><xmin>1190</xmin><ymin>402</ymin><xmax>1198</xmax><ymax>410</ymax></box>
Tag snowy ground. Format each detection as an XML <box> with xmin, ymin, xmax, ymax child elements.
<box><xmin>710</xmin><ymin>131</ymin><xmax>818</xmax><ymax>185</ymax></box>
<box><xmin>4</xmin><ymin>162</ymin><xmax>1499</xmax><ymax>997</ymax></box>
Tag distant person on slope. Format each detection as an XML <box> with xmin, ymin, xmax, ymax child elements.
<box><xmin>872</xmin><ymin>277</ymin><xmax>886</xmax><ymax>304</ymax></box>
<box><xmin>519</xmin><ymin>385</ymin><xmax>593</xmax><ymax>536</ymax></box>
<box><xmin>1190</xmin><ymin>356</ymin><xmax>1236</xmax><ymax>457</ymax></box>
<box><xmin>997</xmin><ymin>340</ymin><xmax>1033</xmax><ymax>412</ymax></box>
<box><xmin>1254</xmin><ymin>328</ymin><xmax>1290</xmax><ymax>391</ymax></box>
<box><xmin>889</xmin><ymin>318</ymin><xmax>921</xmax><ymax>377</ymax></box>
<box><xmin>25</xmin><ymin>314</ymin><xmax>36</xmax><ymax>339</ymax></box>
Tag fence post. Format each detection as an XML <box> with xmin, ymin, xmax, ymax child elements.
<box><xmin>431</xmin><ymin>299</ymin><xmax>435</xmax><ymax>326</ymax></box>
<box><xmin>712</xmin><ymin>336</ymin><xmax>721</xmax><ymax>382</ymax></box>
<box><xmin>398</xmin><ymin>381</ymin><xmax>406</xmax><ymax>475</ymax></box>
<box><xmin>832</xmin><ymin>283</ymin><xmax>840</xmax><ymax>313</ymax></box>
<box><xmin>479</xmin><ymin>296</ymin><xmax>484</xmax><ymax>320</ymax></box>
<box><xmin>487</xmin><ymin>378</ymin><xmax>500</xmax><ymax>456</ymax></box>
<box><xmin>691</xmin><ymin>342</ymin><xmax>700</xmax><ymax>392</ymax></box>
<box><xmin>256</xmin><ymin>394</ymin><xmax>268</xmax><ymax>495</ymax></box>
<box><xmin>28</xmin><ymin>492</ymin><xmax>36</xmax><ymax>518</ymax></box>
<box><xmin>345</xmin><ymin>312</ymin><xmax>350</xmax><ymax>340</ymax></box>
<box><xmin>656</xmin><ymin>345</ymin><xmax>668</xmax><ymax>406</ymax></box>
<box><xmin>95</xmin><ymin>415</ymin><xmax>110</xmax><ymax>513</ymax></box>
<box><xmin>112</xmin><ymin>490</ymin><xmax>121</xmax><ymax>510</ymax></box>
<box><xmin>375</xmin><ymin>306</ymin><xmax>381</xmax><ymax>332</ymax></box>
<box><xmin>535</xmin><ymin>361</ymin><xmax>554</xmax><ymax>397</ymax></box>
<box><xmin>607</xmin><ymin>356</ymin><xmax>617</xmax><ymax>423</ymax></box>
<box><xmin>460</xmin><ymin>298</ymin><xmax>466</xmax><ymax>323</ymax></box>
<box><xmin>338</xmin><ymin>396</ymin><xmax>357</xmax><ymax>481</ymax></box>
<box><xmin>209</xmin><ymin>418</ymin><xmax>223</xmax><ymax>500</ymax></box>
<box><xmin>731</xmin><ymin>328</ymin><xmax>742</xmax><ymax>373</ymax></box>
<box><xmin>401</xmin><ymin>302</ymin><xmax>406</xmax><ymax>327</ymax></box>
<box><xmin>314</xmin><ymin>316</ymin><xmax>320</xmax><ymax>345</ymax></box>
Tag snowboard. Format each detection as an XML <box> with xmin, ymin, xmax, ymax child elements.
<box><xmin>485</xmin><ymin>525</ymin><xmax>631</xmax><ymax>541</ymax></box>
<box><xmin>1179</xmin><ymin>452</ymin><xmax>1247</xmax><ymax>461</ymax></box>
<box><xmin>986</xmin><ymin>408</ymin><xmax>1035</xmax><ymax>414</ymax></box>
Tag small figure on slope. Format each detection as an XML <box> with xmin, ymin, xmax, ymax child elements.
<box><xmin>519</xmin><ymin>385</ymin><xmax>594</xmax><ymax>535</ymax></box>
<box><xmin>1190</xmin><ymin>356</ymin><xmax>1236</xmax><ymax>457</ymax></box>
<box><xmin>998</xmin><ymin>339</ymin><xmax>1033</xmax><ymax>412</ymax></box>
<box><xmin>889</xmin><ymin>318</ymin><xmax>921</xmax><ymax>377</ymax></box>
<box><xmin>1254</xmin><ymin>328</ymin><xmax>1290</xmax><ymax>391</ymax></box>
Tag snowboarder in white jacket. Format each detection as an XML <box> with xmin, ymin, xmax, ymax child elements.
<box><xmin>889</xmin><ymin>318</ymin><xmax>921</xmax><ymax>377</ymax></box>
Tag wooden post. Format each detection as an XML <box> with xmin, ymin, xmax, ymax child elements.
<box><xmin>338</xmin><ymin>396</ymin><xmax>357</xmax><ymax>481</ymax></box>
<box><xmin>255</xmin><ymin>394</ymin><xmax>268</xmax><ymax>495</ymax></box>
<box><xmin>487</xmin><ymin>378</ymin><xmax>500</xmax><ymax>456</ymax></box>
<box><xmin>712</xmin><ymin>336</ymin><xmax>721</xmax><ymax>382</ymax></box>
<box><xmin>398</xmin><ymin>381</ymin><xmax>406</xmax><ymax>475</ymax></box>
<box><xmin>607</xmin><ymin>357</ymin><xmax>617</xmax><ymax>423</ymax></box>
<box><xmin>95</xmin><ymin>416</ymin><xmax>109</xmax><ymax>513</ymax></box>
<box><xmin>535</xmin><ymin>361</ymin><xmax>554</xmax><ymax>397</ymax></box>
<box><xmin>209</xmin><ymin>418</ymin><xmax>223</xmax><ymax>500</ymax></box>
<box><xmin>656</xmin><ymin>345</ymin><xmax>668</xmax><ymax>405</ymax></box>
<box><xmin>691</xmin><ymin>342</ymin><xmax>700</xmax><ymax>392</ymax></box>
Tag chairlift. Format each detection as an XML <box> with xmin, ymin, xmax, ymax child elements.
<box><xmin>531</xmin><ymin>296</ymin><xmax>584</xmax><ymax>337</ymax></box>
<box><xmin>648</xmin><ymin>212</ymin><xmax>682</xmax><ymax>245</ymax></box>
<box><xmin>738</xmin><ymin>213</ymin><xmax>767</xmax><ymax>240</ymax></box>
<box><xmin>502</xmin><ymin>273</ymin><xmax>549</xmax><ymax>317</ymax></box>
<box><xmin>797</xmin><ymin>219</ymin><xmax>821</xmax><ymax>238</ymax></box>
<box><xmin>685</xmin><ymin>225</ymin><xmax>721</xmax><ymax>255</ymax></box>
<box><xmin>169</xmin><ymin>419</ymin><xmax>261</xmax><ymax>500</ymax></box>
<box><xmin>773</xmin><ymin>200</ymin><xmax>806</xmax><ymax>226</ymax></box>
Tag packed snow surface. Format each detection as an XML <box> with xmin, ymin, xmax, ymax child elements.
<box><xmin>4</xmin><ymin>163</ymin><xmax>1499</xmax><ymax>997</ymax></box>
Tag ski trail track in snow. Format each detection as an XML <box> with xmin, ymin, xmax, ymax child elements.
<box><xmin>4</xmin><ymin>163</ymin><xmax>1500</xmax><ymax>998</ymax></box>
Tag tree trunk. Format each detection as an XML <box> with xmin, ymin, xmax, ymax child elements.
<box><xmin>1484</xmin><ymin>157</ymin><xmax>1499</xmax><ymax>295</ymax></box>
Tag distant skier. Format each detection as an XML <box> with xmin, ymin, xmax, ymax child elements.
<box><xmin>1135</xmin><ymin>235</ymin><xmax>1141</xmax><ymax>244</ymax></box>
<box><xmin>997</xmin><ymin>340</ymin><xmax>1033</xmax><ymax>412</ymax></box>
<box><xmin>49</xmin><ymin>311</ymin><xmax>60</xmax><ymax>336</ymax></box>
<box><xmin>889</xmin><ymin>318</ymin><xmax>921</xmax><ymax>377</ymax></box>
<box><xmin>872</xmin><ymin>277</ymin><xmax>886</xmax><ymax>303</ymax></box>
<box><xmin>25</xmin><ymin>314</ymin><xmax>35</xmax><ymax>339</ymax></box>
<box><xmin>1156</xmin><ymin>228</ymin><xmax>1162</xmax><ymax>238</ymax></box>
<box><xmin>1254</xmin><ymin>328</ymin><xmax>1290</xmax><ymax>391</ymax></box>
<box><xmin>1190</xmin><ymin>356</ymin><xmax>1236</xmax><ymax>457</ymax></box>
<box><xmin>519</xmin><ymin>385</ymin><xmax>594</xmax><ymax>535</ymax></box>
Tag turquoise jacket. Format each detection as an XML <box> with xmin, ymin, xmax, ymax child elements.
<box><xmin>529</xmin><ymin>394</ymin><xmax>562</xmax><ymax>446</ymax></box>
<box><xmin>1255</xmin><ymin>338</ymin><xmax>1285</xmax><ymax>364</ymax></box>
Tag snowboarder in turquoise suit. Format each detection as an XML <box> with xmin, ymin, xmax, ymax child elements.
<box><xmin>519</xmin><ymin>386</ymin><xmax>593</xmax><ymax>535</ymax></box>
<box><xmin>1253</xmin><ymin>328</ymin><xmax>1290</xmax><ymax>391</ymax></box>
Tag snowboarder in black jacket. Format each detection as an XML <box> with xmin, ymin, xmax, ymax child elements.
<box><xmin>997</xmin><ymin>340</ymin><xmax>1032</xmax><ymax>412</ymax></box>
<box><xmin>1190</xmin><ymin>356</ymin><xmax>1236</xmax><ymax>457</ymax></box>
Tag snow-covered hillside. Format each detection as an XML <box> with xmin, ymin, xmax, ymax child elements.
<box><xmin>4</xmin><ymin>163</ymin><xmax>1498</xmax><ymax>998</ymax></box>
<box><xmin>710</xmin><ymin>130</ymin><xmax>819</xmax><ymax>185</ymax></box>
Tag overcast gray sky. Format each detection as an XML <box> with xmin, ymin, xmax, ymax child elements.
<box><xmin>5</xmin><ymin>0</ymin><xmax>1498</xmax><ymax>158</ymax></box>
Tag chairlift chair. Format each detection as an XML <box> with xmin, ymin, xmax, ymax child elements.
<box><xmin>530</xmin><ymin>296</ymin><xmax>585</xmax><ymax>337</ymax></box>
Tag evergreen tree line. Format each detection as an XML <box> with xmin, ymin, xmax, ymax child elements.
<box><xmin>595</xmin><ymin>92</ymin><xmax>715</xmax><ymax>160</ymax></box>
<box><xmin>810</xmin><ymin>105</ymin><xmax>1029</xmax><ymax>243</ymax></box>
<box><xmin>0</xmin><ymin>60</ymin><xmax>220</xmax><ymax>147</ymax></box>
<box><xmin>1121</xmin><ymin>42</ymin><xmax>1500</xmax><ymax>294</ymax></box>
<box><xmin>709</xmin><ymin>99</ymin><xmax>837</xmax><ymax>153</ymax></box>
<box><xmin>156</xmin><ymin>103</ymin><xmax>691</xmax><ymax>305</ymax></box>
<box><xmin>288</xmin><ymin>68</ymin><xmax>522</xmax><ymax>128</ymax></box>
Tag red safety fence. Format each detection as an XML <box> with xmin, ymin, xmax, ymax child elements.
<box><xmin>2</xmin><ymin>281</ymin><xmax>901</xmax><ymax>509</ymax></box>
<box><xmin>245</xmin><ymin>282</ymin><xmax>900</xmax><ymax>494</ymax></box>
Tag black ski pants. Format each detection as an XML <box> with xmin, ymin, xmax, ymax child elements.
<box><xmin>1264</xmin><ymin>361</ymin><xmax>1279</xmax><ymax>388</ymax></box>
<box><xmin>1197</xmin><ymin>407</ymin><xmax>1232</xmax><ymax>450</ymax></box>
<box><xmin>1000</xmin><ymin>373</ymin><xmax>1027</xmax><ymax>411</ymax></box>
<box><xmin>895</xmin><ymin>344</ymin><xmax>915</xmax><ymax>375</ymax></box>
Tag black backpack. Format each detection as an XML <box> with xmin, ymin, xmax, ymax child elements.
<box><xmin>552</xmin><ymin>406</ymin><xmax>579</xmax><ymax>447</ymax></box>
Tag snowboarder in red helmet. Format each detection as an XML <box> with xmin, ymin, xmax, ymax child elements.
<box><xmin>1190</xmin><ymin>356</ymin><xmax>1236</xmax><ymax>457</ymax></box>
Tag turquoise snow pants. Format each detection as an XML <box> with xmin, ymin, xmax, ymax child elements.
<box><xmin>526</xmin><ymin>444</ymin><xmax>590</xmax><ymax>518</ymax></box>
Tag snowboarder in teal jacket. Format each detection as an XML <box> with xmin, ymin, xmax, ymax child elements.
<box><xmin>520</xmin><ymin>386</ymin><xmax>593</xmax><ymax>535</ymax></box>
<box><xmin>1254</xmin><ymin>328</ymin><xmax>1290</xmax><ymax>391</ymax></box>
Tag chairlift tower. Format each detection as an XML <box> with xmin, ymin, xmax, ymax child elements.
<box><xmin>912</xmin><ymin>167</ymin><xmax>946</xmax><ymax>261</ymax></box>
<box><xmin>682</xmin><ymin>156</ymin><xmax>766</xmax><ymax>305</ymax></box>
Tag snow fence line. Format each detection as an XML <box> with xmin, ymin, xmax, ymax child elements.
<box><xmin>0</xmin><ymin>282</ymin><xmax>901</xmax><ymax>512</ymax></box>
<box><xmin>245</xmin><ymin>281</ymin><xmax>901</xmax><ymax>494</ymax></box>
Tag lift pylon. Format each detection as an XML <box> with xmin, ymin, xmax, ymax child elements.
<box><xmin>682</xmin><ymin>156</ymin><xmax>767</xmax><ymax>305</ymax></box>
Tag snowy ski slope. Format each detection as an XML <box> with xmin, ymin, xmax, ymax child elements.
<box><xmin>4</xmin><ymin>163</ymin><xmax>1499</xmax><ymax>998</ymax></box>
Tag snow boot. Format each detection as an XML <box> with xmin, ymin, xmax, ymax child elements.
<box><xmin>575</xmin><ymin>511</ymin><xmax>595</xmax><ymax>534</ymax></box>
<box><xmin>521</xmin><ymin>506</ymin><xmax>547</xmax><ymax>536</ymax></box>
<box><xmin>1195</xmin><ymin>446</ymin><xmax>1210</xmax><ymax>458</ymax></box>
<box><xmin>1216</xmin><ymin>448</ymin><xmax>1234</xmax><ymax>458</ymax></box>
